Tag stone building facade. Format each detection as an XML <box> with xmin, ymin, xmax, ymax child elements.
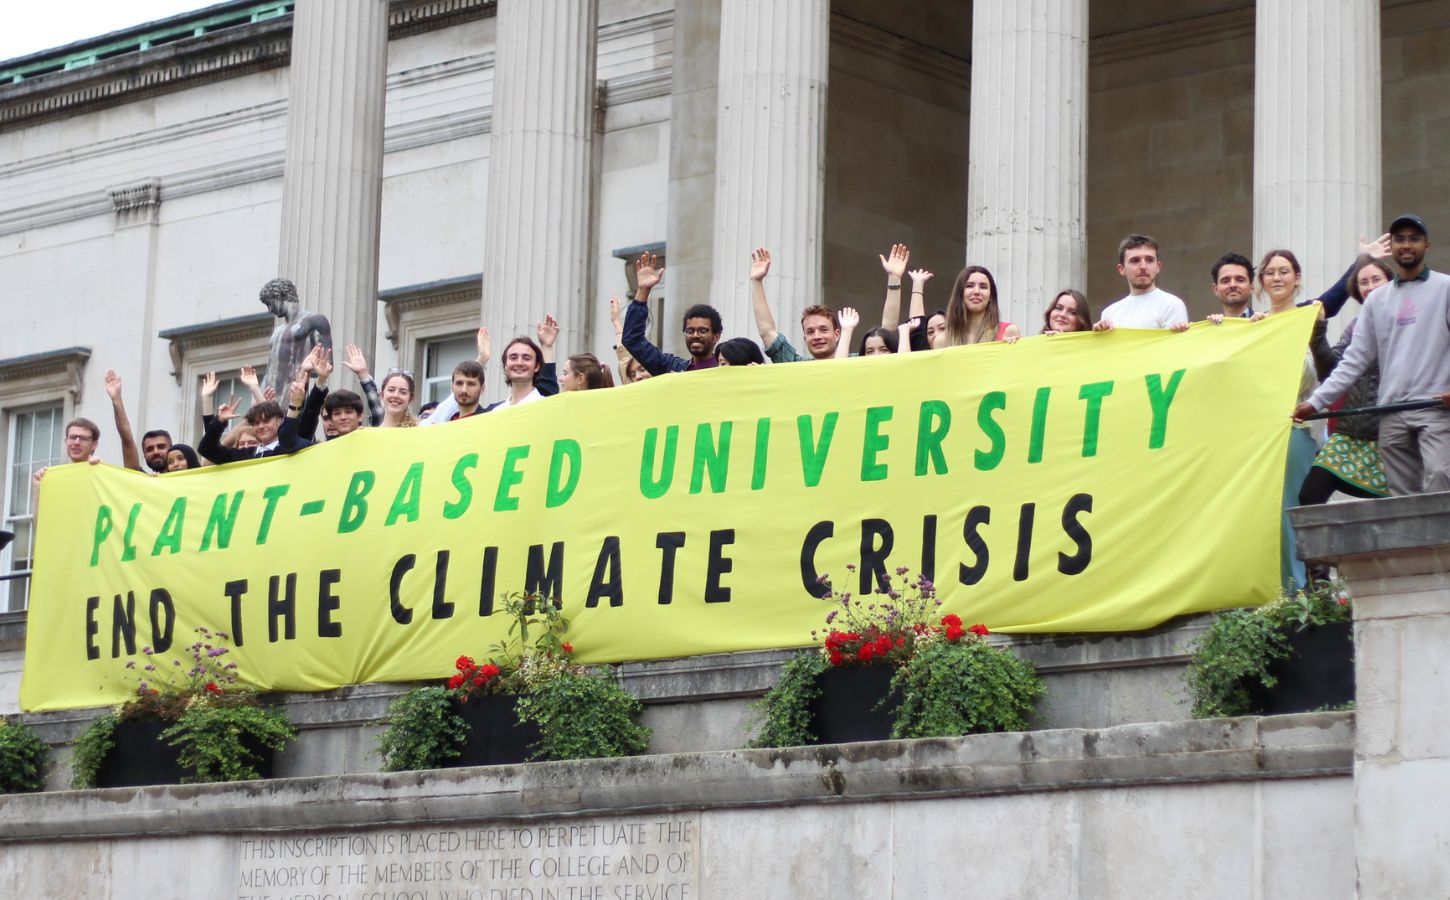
<box><xmin>0</xmin><ymin>0</ymin><xmax>1445</xmax><ymax>610</ymax></box>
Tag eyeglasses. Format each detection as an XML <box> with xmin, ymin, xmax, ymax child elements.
<box><xmin>683</xmin><ymin>327</ymin><xmax>715</xmax><ymax>337</ymax></box>
<box><xmin>385</xmin><ymin>367</ymin><xmax>415</xmax><ymax>378</ymax></box>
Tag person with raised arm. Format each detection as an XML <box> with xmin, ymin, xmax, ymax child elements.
<box><xmin>748</xmin><ymin>248</ymin><xmax>840</xmax><ymax>362</ymax></box>
<box><xmin>339</xmin><ymin>343</ymin><xmax>386</xmax><ymax>426</ymax></box>
<box><xmin>877</xmin><ymin>244</ymin><xmax>937</xmax><ymax>352</ymax></box>
<box><xmin>836</xmin><ymin>308</ymin><xmax>911</xmax><ymax>357</ymax></box>
<box><xmin>607</xmin><ymin>296</ymin><xmax>642</xmax><ymax>384</ymax></box>
<box><xmin>622</xmin><ymin>251</ymin><xmax>721</xmax><ymax>374</ymax></box>
<box><xmin>484</xmin><ymin>316</ymin><xmax>560</xmax><ymax>411</ymax></box>
<box><xmin>102</xmin><ymin>369</ymin><xmax>144</xmax><ymax>472</ymax></box>
<box><xmin>197</xmin><ymin>370</ymin><xmax>310</xmax><ymax>464</ymax></box>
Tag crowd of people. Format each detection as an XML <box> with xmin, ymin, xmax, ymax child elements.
<box><xmin>33</xmin><ymin>216</ymin><xmax>1450</xmax><ymax>588</ymax></box>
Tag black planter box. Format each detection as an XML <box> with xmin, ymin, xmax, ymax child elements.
<box><xmin>1248</xmin><ymin>621</ymin><xmax>1355</xmax><ymax>715</ymax></box>
<box><xmin>95</xmin><ymin>718</ymin><xmax>278</xmax><ymax>788</ymax></box>
<box><xmin>95</xmin><ymin>720</ymin><xmax>188</xmax><ymax>788</ymax></box>
<box><xmin>809</xmin><ymin>664</ymin><xmax>899</xmax><ymax>745</ymax></box>
<box><xmin>448</xmin><ymin>695</ymin><xmax>542</xmax><ymax>766</ymax></box>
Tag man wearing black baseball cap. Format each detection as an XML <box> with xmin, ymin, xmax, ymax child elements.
<box><xmin>1295</xmin><ymin>214</ymin><xmax>1450</xmax><ymax>494</ymax></box>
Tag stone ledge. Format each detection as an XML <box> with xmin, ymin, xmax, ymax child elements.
<box><xmin>0</xmin><ymin>712</ymin><xmax>1352</xmax><ymax>843</ymax></box>
<box><xmin>1291</xmin><ymin>492</ymin><xmax>1450</xmax><ymax>564</ymax></box>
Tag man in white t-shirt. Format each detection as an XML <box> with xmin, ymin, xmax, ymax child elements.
<box><xmin>1093</xmin><ymin>233</ymin><xmax>1190</xmax><ymax>331</ymax></box>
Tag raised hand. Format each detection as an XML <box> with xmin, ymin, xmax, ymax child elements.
<box><xmin>104</xmin><ymin>368</ymin><xmax>123</xmax><ymax>400</ymax></box>
<box><xmin>635</xmin><ymin>251</ymin><xmax>664</xmax><ymax>293</ymax></box>
<box><xmin>750</xmin><ymin>248</ymin><xmax>772</xmax><ymax>282</ymax></box>
<box><xmin>314</xmin><ymin>346</ymin><xmax>334</xmax><ymax>382</ymax></box>
<box><xmin>289</xmin><ymin>369</ymin><xmax>308</xmax><ymax>408</ymax></box>
<box><xmin>879</xmin><ymin>244</ymin><xmax>909</xmax><ymax>280</ymax></box>
<box><xmin>537</xmin><ymin>314</ymin><xmax>560</xmax><ymax>349</ymax></box>
<box><xmin>299</xmin><ymin>344</ymin><xmax>320</xmax><ymax>376</ymax></box>
<box><xmin>908</xmin><ymin>268</ymin><xmax>934</xmax><ymax>287</ymax></box>
<box><xmin>608</xmin><ymin>296</ymin><xmax>623</xmax><ymax>333</ymax></box>
<box><xmin>839</xmin><ymin>307</ymin><xmax>860</xmax><ymax>330</ymax></box>
<box><xmin>263</xmin><ymin>386</ymin><xmax>276</xmax><ymax>401</ymax></box>
<box><xmin>216</xmin><ymin>395</ymin><xmax>240</xmax><ymax>422</ymax></box>
<box><xmin>343</xmin><ymin>344</ymin><xmax>371</xmax><ymax>378</ymax></box>
<box><xmin>238</xmin><ymin>365</ymin><xmax>259</xmax><ymax>390</ymax></box>
<box><xmin>200</xmin><ymin>371</ymin><xmax>219</xmax><ymax>398</ymax></box>
<box><xmin>1359</xmin><ymin>232</ymin><xmax>1392</xmax><ymax>260</ymax></box>
<box><xmin>476</xmin><ymin>326</ymin><xmax>491</xmax><ymax>365</ymax></box>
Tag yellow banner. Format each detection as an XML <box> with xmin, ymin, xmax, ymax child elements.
<box><xmin>22</xmin><ymin>309</ymin><xmax>1315</xmax><ymax>711</ymax></box>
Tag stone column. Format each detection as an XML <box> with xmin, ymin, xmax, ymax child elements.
<box><xmin>663</xmin><ymin>0</ymin><xmax>723</xmax><ymax>346</ymax></box>
<box><xmin>277</xmin><ymin>0</ymin><xmax>390</xmax><ymax>363</ymax></box>
<box><xmin>1291</xmin><ymin>495</ymin><xmax>1450</xmax><ymax>900</ymax></box>
<box><xmin>481</xmin><ymin>0</ymin><xmax>596</xmax><ymax>397</ymax></box>
<box><xmin>966</xmin><ymin>0</ymin><xmax>1088</xmax><ymax>330</ymax></box>
<box><xmin>708</xmin><ymin>0</ymin><xmax>829</xmax><ymax>343</ymax></box>
<box><xmin>106</xmin><ymin>179</ymin><xmax>162</xmax><ymax>421</ymax></box>
<box><xmin>1254</xmin><ymin>0</ymin><xmax>1381</xmax><ymax>319</ymax></box>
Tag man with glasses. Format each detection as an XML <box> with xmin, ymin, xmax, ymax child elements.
<box><xmin>1295</xmin><ymin>214</ymin><xmax>1450</xmax><ymax>494</ymax></box>
<box><xmin>622</xmin><ymin>251</ymin><xmax>723</xmax><ymax>374</ymax></box>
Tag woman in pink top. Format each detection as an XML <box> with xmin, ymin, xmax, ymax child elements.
<box><xmin>937</xmin><ymin>265</ymin><xmax>1020</xmax><ymax>347</ymax></box>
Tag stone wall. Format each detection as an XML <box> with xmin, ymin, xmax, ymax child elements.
<box><xmin>0</xmin><ymin>713</ymin><xmax>1353</xmax><ymax>899</ymax></box>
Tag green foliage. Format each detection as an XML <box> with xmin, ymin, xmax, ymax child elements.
<box><xmin>515</xmin><ymin>669</ymin><xmax>651</xmax><ymax>761</ymax></box>
<box><xmin>70</xmin><ymin>713</ymin><xmax>118</xmax><ymax>790</ymax></box>
<box><xmin>890</xmin><ymin>639</ymin><xmax>1045</xmax><ymax>739</ymax></box>
<box><xmin>747</xmin><ymin>651</ymin><xmax>827</xmax><ymax>749</ymax></box>
<box><xmin>1186</xmin><ymin>579</ymin><xmax>1354</xmax><ymax>719</ymax></box>
<box><xmin>377</xmin><ymin>686</ymin><xmax>468</xmax><ymax>772</ymax></box>
<box><xmin>0</xmin><ymin>717</ymin><xmax>47</xmax><ymax>793</ymax></box>
<box><xmin>162</xmin><ymin>700</ymin><xmax>296</xmax><ymax>783</ymax></box>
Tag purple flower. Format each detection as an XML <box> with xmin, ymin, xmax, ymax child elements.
<box><xmin>207</xmin><ymin>648</ymin><xmax>226</xmax><ymax>658</ymax></box>
<box><xmin>895</xmin><ymin>566</ymin><xmax>909</xmax><ymax>576</ymax></box>
<box><xmin>125</xmin><ymin>660</ymin><xmax>136</xmax><ymax>670</ymax></box>
<box><xmin>825</xmin><ymin>610</ymin><xmax>837</xmax><ymax>624</ymax></box>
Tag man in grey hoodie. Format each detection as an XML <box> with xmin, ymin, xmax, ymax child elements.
<box><xmin>1294</xmin><ymin>214</ymin><xmax>1450</xmax><ymax>494</ymax></box>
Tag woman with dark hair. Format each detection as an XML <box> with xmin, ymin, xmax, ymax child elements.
<box><xmin>1041</xmin><ymin>289</ymin><xmax>1092</xmax><ymax>334</ymax></box>
<box><xmin>714</xmin><ymin>338</ymin><xmax>766</xmax><ymax>366</ymax></box>
<box><xmin>837</xmin><ymin>307</ymin><xmax>913</xmax><ymax>357</ymax></box>
<box><xmin>561</xmin><ymin>353</ymin><xmax>613</xmax><ymax>391</ymax></box>
<box><xmin>1299</xmin><ymin>257</ymin><xmax>1394</xmax><ymax>507</ymax></box>
<box><xmin>938</xmin><ymin>265</ymin><xmax>1019</xmax><ymax>347</ymax></box>
<box><xmin>165</xmin><ymin>443</ymin><xmax>201</xmax><ymax>472</ymax></box>
<box><xmin>858</xmin><ymin>327</ymin><xmax>900</xmax><ymax>356</ymax></box>
<box><xmin>1256</xmin><ymin>248</ymin><xmax>1323</xmax><ymax>590</ymax></box>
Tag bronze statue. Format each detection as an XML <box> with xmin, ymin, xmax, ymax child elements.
<box><xmin>259</xmin><ymin>278</ymin><xmax>332</xmax><ymax>399</ymax></box>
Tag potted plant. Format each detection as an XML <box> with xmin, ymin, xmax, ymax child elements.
<box><xmin>1185</xmin><ymin>579</ymin><xmax>1354</xmax><ymax>719</ymax></box>
<box><xmin>749</xmin><ymin>568</ymin><xmax>1045</xmax><ymax>747</ymax></box>
<box><xmin>377</xmin><ymin>591</ymin><xmax>650</xmax><ymax>771</ymax></box>
<box><xmin>70</xmin><ymin>627</ymin><xmax>295</xmax><ymax>788</ymax></box>
<box><xmin>0</xmin><ymin>716</ymin><xmax>47</xmax><ymax>793</ymax></box>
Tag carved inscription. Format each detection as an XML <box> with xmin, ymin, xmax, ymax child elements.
<box><xmin>236</xmin><ymin>815</ymin><xmax>699</xmax><ymax>900</ymax></box>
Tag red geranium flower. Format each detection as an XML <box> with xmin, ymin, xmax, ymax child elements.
<box><xmin>828</xmin><ymin>651</ymin><xmax>844</xmax><ymax>667</ymax></box>
<box><xmin>858</xmin><ymin>643</ymin><xmax>875</xmax><ymax>662</ymax></box>
<box><xmin>874</xmin><ymin>636</ymin><xmax>892</xmax><ymax>655</ymax></box>
<box><xmin>472</xmin><ymin>676</ymin><xmax>484</xmax><ymax>686</ymax></box>
<box><xmin>969</xmin><ymin>624</ymin><xmax>990</xmax><ymax>636</ymax></box>
<box><xmin>447</xmin><ymin>674</ymin><xmax>465</xmax><ymax>689</ymax></box>
<box><xmin>941</xmin><ymin>613</ymin><xmax>962</xmax><ymax>629</ymax></box>
<box><xmin>204</xmin><ymin>681</ymin><xmax>221</xmax><ymax>694</ymax></box>
<box><xmin>561</xmin><ymin>642</ymin><xmax>574</xmax><ymax>654</ymax></box>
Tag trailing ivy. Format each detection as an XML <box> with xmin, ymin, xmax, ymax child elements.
<box><xmin>70</xmin><ymin>713</ymin><xmax>118</xmax><ymax>790</ymax></box>
<box><xmin>377</xmin><ymin>686</ymin><xmax>468</xmax><ymax>772</ymax></box>
<box><xmin>747</xmin><ymin>651</ymin><xmax>827</xmax><ymax>749</ymax></box>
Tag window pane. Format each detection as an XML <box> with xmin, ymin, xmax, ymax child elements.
<box><xmin>4</xmin><ymin>403</ymin><xmax>63</xmax><ymax>611</ymax></box>
<box><xmin>423</xmin><ymin>334</ymin><xmax>476</xmax><ymax>406</ymax></box>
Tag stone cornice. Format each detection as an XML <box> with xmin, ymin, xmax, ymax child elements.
<box><xmin>831</xmin><ymin>13</ymin><xmax>969</xmax><ymax>92</ymax></box>
<box><xmin>0</xmin><ymin>0</ymin><xmax>495</xmax><ymax>131</ymax></box>
<box><xmin>0</xmin><ymin>346</ymin><xmax>91</xmax><ymax>385</ymax></box>
<box><xmin>0</xmin><ymin>712</ymin><xmax>1351</xmax><ymax>842</ymax></box>
<box><xmin>1090</xmin><ymin>7</ymin><xmax>1254</xmax><ymax>64</ymax></box>
<box><xmin>380</xmin><ymin>274</ymin><xmax>481</xmax><ymax>343</ymax></box>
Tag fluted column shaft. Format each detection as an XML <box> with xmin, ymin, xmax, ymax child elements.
<box><xmin>708</xmin><ymin>0</ymin><xmax>829</xmax><ymax>340</ymax></box>
<box><xmin>966</xmin><ymin>0</ymin><xmax>1087</xmax><ymax>330</ymax></box>
<box><xmin>1254</xmin><ymin>0</ymin><xmax>1381</xmax><ymax>311</ymax></box>
<box><xmin>482</xmin><ymin>0</ymin><xmax>596</xmax><ymax>395</ymax></box>
<box><xmin>278</xmin><ymin>0</ymin><xmax>390</xmax><ymax>364</ymax></box>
